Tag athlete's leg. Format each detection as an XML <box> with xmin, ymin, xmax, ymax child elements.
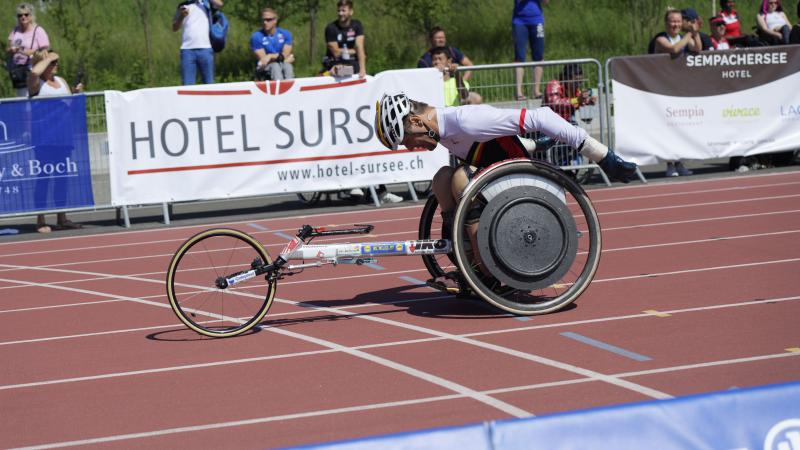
<box><xmin>450</xmin><ymin>166</ymin><xmax>491</xmax><ymax>277</ymax></box>
<box><xmin>432</xmin><ymin>166</ymin><xmax>457</xmax><ymax>213</ymax></box>
<box><xmin>527</xmin><ymin>107</ymin><xmax>637</xmax><ymax>182</ymax></box>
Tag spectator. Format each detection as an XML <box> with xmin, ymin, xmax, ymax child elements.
<box><xmin>718</xmin><ymin>0</ymin><xmax>762</xmax><ymax>47</ymax></box>
<box><xmin>709</xmin><ymin>16</ymin><xmax>731</xmax><ymax>49</ymax></box>
<box><xmin>431</xmin><ymin>47</ymin><xmax>469</xmax><ymax>106</ymax></box>
<box><xmin>324</xmin><ymin>0</ymin><xmax>366</xmax><ymax>78</ymax></box>
<box><xmin>648</xmin><ymin>8</ymin><xmax>702</xmax><ymax>55</ymax></box>
<box><xmin>649</xmin><ymin>8</ymin><xmax>697</xmax><ymax>177</ymax></box>
<box><xmin>417</xmin><ymin>27</ymin><xmax>474</xmax><ymax>81</ymax></box>
<box><xmin>683</xmin><ymin>8</ymin><xmax>713</xmax><ymax>51</ymax></box>
<box><xmin>27</xmin><ymin>50</ymin><xmax>83</xmax><ymax>233</ymax></box>
<box><xmin>251</xmin><ymin>7</ymin><xmax>294</xmax><ymax>81</ymax></box>
<box><xmin>543</xmin><ymin>63</ymin><xmax>595</xmax><ymax>122</ymax></box>
<box><xmin>173</xmin><ymin>0</ymin><xmax>224</xmax><ymax>85</ymax></box>
<box><xmin>791</xmin><ymin>0</ymin><xmax>800</xmax><ymax>43</ymax></box>
<box><xmin>756</xmin><ymin>0</ymin><xmax>792</xmax><ymax>45</ymax></box>
<box><xmin>6</xmin><ymin>3</ymin><xmax>49</xmax><ymax>98</ymax></box>
<box><xmin>513</xmin><ymin>0</ymin><xmax>548</xmax><ymax>100</ymax></box>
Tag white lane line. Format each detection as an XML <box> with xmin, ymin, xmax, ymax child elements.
<box><xmin>8</xmin><ymin>393</ymin><xmax>466</xmax><ymax>450</ymax></box>
<box><xmin>600</xmin><ymin>194</ymin><xmax>800</xmax><ymax>216</ymax></box>
<box><xmin>0</xmin><ymin>228</ymin><xmax>421</xmax><ymax>273</ymax></box>
<box><xmin>0</xmin><ymin>275</ymin><xmax>531</xmax><ymax>419</ymax></box>
<box><xmin>0</xmin><ymin>262</ymin><xmax>668</xmax><ymax>402</ymax></box>
<box><xmin>0</xmin><ymin>204</ymin><xmax>426</xmax><ymax>248</ymax></box>
<box><xmin>591</xmin><ymin>180</ymin><xmax>800</xmax><ymax>204</ymax></box>
<box><xmin>0</xmin><ymin>299</ymin><xmax>123</xmax><ymax>314</ymax></box>
<box><xmin>602</xmin><ymin>209</ymin><xmax>800</xmax><ymax>232</ymax></box>
<box><xmin>12</xmin><ymin>349</ymin><xmax>799</xmax><ymax>450</ymax></box>
<box><xmin>592</xmin><ymin>257</ymin><xmax>800</xmax><ymax>283</ymax></box>
<box><xmin>604</xmin><ymin>229</ymin><xmax>800</xmax><ymax>253</ymax></box>
<box><xmin>2</xmin><ymin>175</ymin><xmax>798</xmax><ymax>258</ymax></box>
<box><xmin>2</xmin><ymin>225</ymin><xmax>796</xmax><ymax>291</ymax></box>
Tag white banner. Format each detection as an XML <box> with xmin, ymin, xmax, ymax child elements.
<box><xmin>612</xmin><ymin>46</ymin><xmax>800</xmax><ymax>166</ymax></box>
<box><xmin>106</xmin><ymin>69</ymin><xmax>447</xmax><ymax>206</ymax></box>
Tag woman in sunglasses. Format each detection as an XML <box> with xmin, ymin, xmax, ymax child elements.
<box><xmin>5</xmin><ymin>2</ymin><xmax>50</xmax><ymax>98</ymax></box>
<box><xmin>27</xmin><ymin>49</ymin><xmax>84</xmax><ymax>233</ymax></box>
<box><xmin>756</xmin><ymin>0</ymin><xmax>792</xmax><ymax>45</ymax></box>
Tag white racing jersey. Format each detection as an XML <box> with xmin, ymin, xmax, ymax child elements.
<box><xmin>435</xmin><ymin>104</ymin><xmax>588</xmax><ymax>162</ymax></box>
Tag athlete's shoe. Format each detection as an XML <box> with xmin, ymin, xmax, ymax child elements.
<box><xmin>379</xmin><ymin>191</ymin><xmax>403</xmax><ymax>203</ymax></box>
<box><xmin>598</xmin><ymin>149</ymin><xmax>638</xmax><ymax>183</ymax></box>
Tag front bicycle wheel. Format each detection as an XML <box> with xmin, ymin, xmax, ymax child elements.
<box><xmin>166</xmin><ymin>228</ymin><xmax>277</xmax><ymax>338</ymax></box>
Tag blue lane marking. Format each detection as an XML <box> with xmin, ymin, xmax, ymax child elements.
<box><xmin>248</xmin><ymin>223</ymin><xmax>268</xmax><ymax>231</ymax></box>
<box><xmin>514</xmin><ymin>316</ymin><xmax>532</xmax><ymax>321</ymax></box>
<box><xmin>364</xmin><ymin>263</ymin><xmax>384</xmax><ymax>270</ymax></box>
<box><xmin>273</xmin><ymin>231</ymin><xmax>295</xmax><ymax>241</ymax></box>
<box><xmin>399</xmin><ymin>276</ymin><xmax>427</xmax><ymax>286</ymax></box>
<box><xmin>560</xmin><ymin>332</ymin><xmax>652</xmax><ymax>361</ymax></box>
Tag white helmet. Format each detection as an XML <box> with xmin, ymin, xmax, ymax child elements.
<box><xmin>375</xmin><ymin>93</ymin><xmax>410</xmax><ymax>150</ymax></box>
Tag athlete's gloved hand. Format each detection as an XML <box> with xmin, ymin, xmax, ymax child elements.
<box><xmin>598</xmin><ymin>149</ymin><xmax>638</xmax><ymax>183</ymax></box>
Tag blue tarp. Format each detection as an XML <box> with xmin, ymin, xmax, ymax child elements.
<box><xmin>0</xmin><ymin>95</ymin><xmax>94</xmax><ymax>214</ymax></box>
<box><xmin>288</xmin><ymin>381</ymin><xmax>800</xmax><ymax>450</ymax></box>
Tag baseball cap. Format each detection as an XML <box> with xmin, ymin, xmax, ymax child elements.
<box><xmin>709</xmin><ymin>15</ymin><xmax>725</xmax><ymax>25</ymax></box>
<box><xmin>681</xmin><ymin>7</ymin><xmax>699</xmax><ymax>21</ymax></box>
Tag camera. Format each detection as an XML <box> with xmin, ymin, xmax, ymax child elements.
<box><xmin>333</xmin><ymin>64</ymin><xmax>354</xmax><ymax>77</ymax></box>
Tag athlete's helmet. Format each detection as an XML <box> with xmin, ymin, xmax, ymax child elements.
<box><xmin>375</xmin><ymin>93</ymin><xmax>411</xmax><ymax>150</ymax></box>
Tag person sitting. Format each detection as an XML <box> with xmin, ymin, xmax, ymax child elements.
<box><xmin>719</xmin><ymin>0</ymin><xmax>763</xmax><ymax>47</ymax></box>
<box><xmin>543</xmin><ymin>63</ymin><xmax>595</xmax><ymax>122</ymax></box>
<box><xmin>683</xmin><ymin>8</ymin><xmax>714</xmax><ymax>50</ymax></box>
<box><xmin>374</xmin><ymin>93</ymin><xmax>637</xmax><ymax>291</ymax></box>
<box><xmin>430</xmin><ymin>47</ymin><xmax>469</xmax><ymax>106</ymax></box>
<box><xmin>648</xmin><ymin>8</ymin><xmax>702</xmax><ymax>55</ymax></box>
<box><xmin>250</xmin><ymin>7</ymin><xmax>294</xmax><ymax>81</ymax></box>
<box><xmin>417</xmin><ymin>26</ymin><xmax>473</xmax><ymax>81</ymax></box>
<box><xmin>756</xmin><ymin>0</ymin><xmax>792</xmax><ymax>45</ymax></box>
<box><xmin>709</xmin><ymin>15</ymin><xmax>732</xmax><ymax>49</ymax></box>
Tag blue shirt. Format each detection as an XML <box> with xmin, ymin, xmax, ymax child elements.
<box><xmin>513</xmin><ymin>0</ymin><xmax>545</xmax><ymax>25</ymax></box>
<box><xmin>250</xmin><ymin>28</ymin><xmax>293</xmax><ymax>54</ymax></box>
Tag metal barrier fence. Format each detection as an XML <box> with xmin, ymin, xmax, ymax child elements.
<box><xmin>454</xmin><ymin>59</ymin><xmax>612</xmax><ymax>186</ymax></box>
<box><xmin>2</xmin><ymin>62</ymin><xmax>638</xmax><ymax>228</ymax></box>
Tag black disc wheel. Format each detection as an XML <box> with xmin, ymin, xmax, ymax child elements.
<box><xmin>166</xmin><ymin>228</ymin><xmax>277</xmax><ymax>338</ymax></box>
<box><xmin>418</xmin><ymin>195</ymin><xmax>456</xmax><ymax>279</ymax></box>
<box><xmin>452</xmin><ymin>159</ymin><xmax>602</xmax><ymax>315</ymax></box>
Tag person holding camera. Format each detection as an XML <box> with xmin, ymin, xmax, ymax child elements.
<box><xmin>6</xmin><ymin>3</ymin><xmax>49</xmax><ymax>98</ymax></box>
<box><xmin>173</xmin><ymin>0</ymin><xmax>223</xmax><ymax>85</ymax></box>
<box><xmin>26</xmin><ymin>50</ymin><xmax>84</xmax><ymax>233</ymax></box>
<box><xmin>323</xmin><ymin>0</ymin><xmax>366</xmax><ymax>78</ymax></box>
<box><xmin>430</xmin><ymin>47</ymin><xmax>469</xmax><ymax>107</ymax></box>
<box><xmin>250</xmin><ymin>8</ymin><xmax>294</xmax><ymax>81</ymax></box>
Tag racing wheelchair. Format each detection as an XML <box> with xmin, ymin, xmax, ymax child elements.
<box><xmin>165</xmin><ymin>157</ymin><xmax>601</xmax><ymax>338</ymax></box>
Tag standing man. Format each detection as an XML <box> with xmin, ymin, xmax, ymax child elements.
<box><xmin>513</xmin><ymin>0</ymin><xmax>548</xmax><ymax>100</ymax></box>
<box><xmin>173</xmin><ymin>0</ymin><xmax>224</xmax><ymax>85</ymax></box>
<box><xmin>251</xmin><ymin>7</ymin><xmax>295</xmax><ymax>80</ymax></box>
<box><xmin>324</xmin><ymin>0</ymin><xmax>366</xmax><ymax>78</ymax></box>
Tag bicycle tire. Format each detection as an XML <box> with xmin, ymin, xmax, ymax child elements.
<box><xmin>452</xmin><ymin>159</ymin><xmax>602</xmax><ymax>315</ymax></box>
<box><xmin>297</xmin><ymin>191</ymin><xmax>322</xmax><ymax>205</ymax></box>
<box><xmin>418</xmin><ymin>195</ymin><xmax>454</xmax><ymax>279</ymax></box>
<box><xmin>166</xmin><ymin>228</ymin><xmax>277</xmax><ymax>338</ymax></box>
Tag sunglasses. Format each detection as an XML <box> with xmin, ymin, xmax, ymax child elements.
<box><xmin>262</xmin><ymin>17</ymin><xmax>277</xmax><ymax>22</ymax></box>
<box><xmin>17</xmin><ymin>13</ymin><xmax>30</xmax><ymax>18</ymax></box>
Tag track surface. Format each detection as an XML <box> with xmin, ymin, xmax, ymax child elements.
<box><xmin>1</xmin><ymin>171</ymin><xmax>799</xmax><ymax>449</ymax></box>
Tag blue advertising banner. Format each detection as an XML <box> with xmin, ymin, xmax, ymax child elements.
<box><xmin>0</xmin><ymin>95</ymin><xmax>94</xmax><ymax>214</ymax></box>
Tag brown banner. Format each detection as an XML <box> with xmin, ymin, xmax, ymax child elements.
<box><xmin>610</xmin><ymin>45</ymin><xmax>800</xmax><ymax>97</ymax></box>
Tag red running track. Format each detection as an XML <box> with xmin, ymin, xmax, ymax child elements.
<box><xmin>1</xmin><ymin>171</ymin><xmax>799</xmax><ymax>449</ymax></box>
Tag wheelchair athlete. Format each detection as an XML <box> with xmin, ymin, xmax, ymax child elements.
<box><xmin>374</xmin><ymin>93</ymin><xmax>637</xmax><ymax>293</ymax></box>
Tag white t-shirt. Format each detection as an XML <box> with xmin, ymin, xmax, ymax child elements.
<box><xmin>435</xmin><ymin>105</ymin><xmax>587</xmax><ymax>160</ymax></box>
<box><xmin>33</xmin><ymin>76</ymin><xmax>70</xmax><ymax>97</ymax></box>
<box><xmin>177</xmin><ymin>2</ymin><xmax>211</xmax><ymax>49</ymax></box>
<box><xmin>765</xmin><ymin>11</ymin><xmax>788</xmax><ymax>30</ymax></box>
